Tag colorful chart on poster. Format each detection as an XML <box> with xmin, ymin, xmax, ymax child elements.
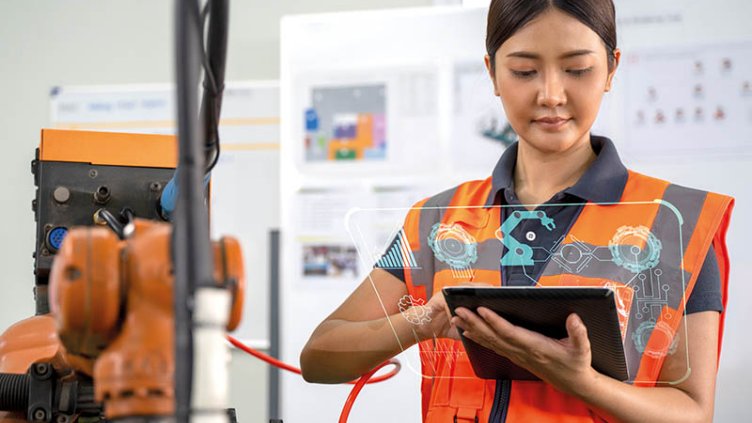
<box><xmin>304</xmin><ymin>84</ymin><xmax>387</xmax><ymax>162</ymax></box>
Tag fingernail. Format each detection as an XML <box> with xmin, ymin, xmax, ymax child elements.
<box><xmin>571</xmin><ymin>315</ymin><xmax>581</xmax><ymax>328</ymax></box>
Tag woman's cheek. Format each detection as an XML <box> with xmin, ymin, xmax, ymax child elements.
<box><xmin>498</xmin><ymin>86</ymin><xmax>533</xmax><ymax>128</ymax></box>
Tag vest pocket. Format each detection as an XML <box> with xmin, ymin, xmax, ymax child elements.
<box><xmin>424</xmin><ymin>340</ymin><xmax>487</xmax><ymax>421</ymax></box>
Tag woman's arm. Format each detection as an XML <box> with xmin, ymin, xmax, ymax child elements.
<box><xmin>578</xmin><ymin>311</ymin><xmax>719</xmax><ymax>423</ymax></box>
<box><xmin>300</xmin><ymin>269</ymin><xmax>455</xmax><ymax>384</ymax></box>
<box><xmin>454</xmin><ymin>308</ymin><xmax>719</xmax><ymax>423</ymax></box>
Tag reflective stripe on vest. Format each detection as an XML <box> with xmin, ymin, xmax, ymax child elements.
<box><xmin>400</xmin><ymin>171</ymin><xmax>733</xmax><ymax>422</ymax></box>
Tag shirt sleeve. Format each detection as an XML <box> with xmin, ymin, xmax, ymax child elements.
<box><xmin>684</xmin><ymin>245</ymin><xmax>723</xmax><ymax>314</ymax></box>
<box><xmin>373</xmin><ymin>231</ymin><xmax>407</xmax><ymax>282</ymax></box>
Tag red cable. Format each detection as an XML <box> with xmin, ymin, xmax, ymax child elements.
<box><xmin>227</xmin><ymin>335</ymin><xmax>303</xmax><ymax>375</ymax></box>
<box><xmin>338</xmin><ymin>360</ymin><xmax>394</xmax><ymax>423</ymax></box>
<box><xmin>226</xmin><ymin>335</ymin><xmax>401</xmax><ymax>422</ymax></box>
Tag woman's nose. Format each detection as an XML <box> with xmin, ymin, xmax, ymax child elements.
<box><xmin>537</xmin><ymin>73</ymin><xmax>566</xmax><ymax>108</ymax></box>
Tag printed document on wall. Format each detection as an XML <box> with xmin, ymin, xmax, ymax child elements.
<box><xmin>622</xmin><ymin>42</ymin><xmax>752</xmax><ymax>157</ymax></box>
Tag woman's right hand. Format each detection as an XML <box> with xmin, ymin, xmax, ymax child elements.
<box><xmin>412</xmin><ymin>289</ymin><xmax>458</xmax><ymax>341</ymax></box>
<box><xmin>405</xmin><ymin>283</ymin><xmax>491</xmax><ymax>342</ymax></box>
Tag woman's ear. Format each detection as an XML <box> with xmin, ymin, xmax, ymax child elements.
<box><xmin>484</xmin><ymin>54</ymin><xmax>501</xmax><ymax>97</ymax></box>
<box><xmin>605</xmin><ymin>48</ymin><xmax>621</xmax><ymax>92</ymax></box>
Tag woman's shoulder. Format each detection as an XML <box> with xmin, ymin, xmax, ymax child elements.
<box><xmin>624</xmin><ymin>169</ymin><xmax>734</xmax><ymax>228</ymax></box>
<box><xmin>413</xmin><ymin>177</ymin><xmax>494</xmax><ymax>209</ymax></box>
<box><xmin>625</xmin><ymin>169</ymin><xmax>730</xmax><ymax>198</ymax></box>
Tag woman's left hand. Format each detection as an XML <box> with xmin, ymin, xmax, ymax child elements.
<box><xmin>452</xmin><ymin>307</ymin><xmax>597</xmax><ymax>397</ymax></box>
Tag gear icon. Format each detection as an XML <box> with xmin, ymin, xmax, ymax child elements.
<box><xmin>398</xmin><ymin>295</ymin><xmax>432</xmax><ymax>325</ymax></box>
<box><xmin>428</xmin><ymin>223</ymin><xmax>478</xmax><ymax>269</ymax></box>
<box><xmin>632</xmin><ymin>320</ymin><xmax>678</xmax><ymax>358</ymax></box>
<box><xmin>609</xmin><ymin>225</ymin><xmax>662</xmax><ymax>273</ymax></box>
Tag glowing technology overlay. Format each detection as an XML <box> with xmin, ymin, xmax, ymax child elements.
<box><xmin>346</xmin><ymin>201</ymin><xmax>691</xmax><ymax>385</ymax></box>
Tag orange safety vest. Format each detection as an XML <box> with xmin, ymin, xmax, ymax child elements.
<box><xmin>400</xmin><ymin>170</ymin><xmax>733</xmax><ymax>422</ymax></box>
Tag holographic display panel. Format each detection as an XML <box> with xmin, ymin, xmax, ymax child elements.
<box><xmin>346</xmin><ymin>202</ymin><xmax>695</xmax><ymax>384</ymax></box>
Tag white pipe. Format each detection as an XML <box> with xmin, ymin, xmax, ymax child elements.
<box><xmin>191</xmin><ymin>287</ymin><xmax>232</xmax><ymax>423</ymax></box>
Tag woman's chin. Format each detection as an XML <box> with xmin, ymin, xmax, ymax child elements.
<box><xmin>519</xmin><ymin>130</ymin><xmax>588</xmax><ymax>154</ymax></box>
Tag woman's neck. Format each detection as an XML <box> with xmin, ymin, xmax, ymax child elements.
<box><xmin>514</xmin><ymin>136</ymin><xmax>596</xmax><ymax>208</ymax></box>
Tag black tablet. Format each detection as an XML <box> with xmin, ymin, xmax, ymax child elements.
<box><xmin>443</xmin><ymin>286</ymin><xmax>629</xmax><ymax>381</ymax></box>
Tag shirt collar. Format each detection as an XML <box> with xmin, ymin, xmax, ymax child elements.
<box><xmin>484</xmin><ymin>135</ymin><xmax>628</xmax><ymax>206</ymax></box>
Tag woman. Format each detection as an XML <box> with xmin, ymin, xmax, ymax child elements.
<box><xmin>300</xmin><ymin>1</ymin><xmax>733</xmax><ymax>421</ymax></box>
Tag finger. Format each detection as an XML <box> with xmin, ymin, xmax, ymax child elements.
<box><xmin>442</xmin><ymin>301</ymin><xmax>453</xmax><ymax>320</ymax></box>
<box><xmin>453</xmin><ymin>309</ymin><xmax>494</xmax><ymax>339</ymax></box>
<box><xmin>447</xmin><ymin>316</ymin><xmax>463</xmax><ymax>340</ymax></box>
<box><xmin>454</xmin><ymin>307</ymin><xmax>488</xmax><ymax>332</ymax></box>
<box><xmin>429</xmin><ymin>292</ymin><xmax>451</xmax><ymax>320</ymax></box>
<box><xmin>463</xmin><ymin>281</ymin><xmax>495</xmax><ymax>288</ymax></box>
<box><xmin>476</xmin><ymin>307</ymin><xmax>545</xmax><ymax>348</ymax></box>
<box><xmin>476</xmin><ymin>307</ymin><xmax>515</xmax><ymax>334</ymax></box>
<box><xmin>566</xmin><ymin>313</ymin><xmax>590</xmax><ymax>354</ymax></box>
<box><xmin>447</xmin><ymin>324</ymin><xmax>462</xmax><ymax>340</ymax></box>
<box><xmin>454</xmin><ymin>309</ymin><xmax>519</xmax><ymax>353</ymax></box>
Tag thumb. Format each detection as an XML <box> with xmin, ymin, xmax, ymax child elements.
<box><xmin>446</xmin><ymin>320</ymin><xmax>462</xmax><ymax>340</ymax></box>
<box><xmin>465</xmin><ymin>281</ymin><xmax>494</xmax><ymax>288</ymax></box>
<box><xmin>566</xmin><ymin>313</ymin><xmax>590</xmax><ymax>354</ymax></box>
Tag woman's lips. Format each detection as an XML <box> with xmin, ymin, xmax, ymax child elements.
<box><xmin>532</xmin><ymin>117</ymin><xmax>571</xmax><ymax>130</ymax></box>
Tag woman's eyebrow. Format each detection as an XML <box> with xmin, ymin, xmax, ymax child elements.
<box><xmin>560</xmin><ymin>49</ymin><xmax>595</xmax><ymax>59</ymax></box>
<box><xmin>506</xmin><ymin>49</ymin><xmax>595</xmax><ymax>59</ymax></box>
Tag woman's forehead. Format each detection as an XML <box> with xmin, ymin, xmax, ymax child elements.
<box><xmin>498</xmin><ymin>9</ymin><xmax>605</xmax><ymax>55</ymax></box>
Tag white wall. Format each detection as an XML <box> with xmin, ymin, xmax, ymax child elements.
<box><xmin>0</xmin><ymin>1</ymin><xmax>430</xmax><ymax>422</ymax></box>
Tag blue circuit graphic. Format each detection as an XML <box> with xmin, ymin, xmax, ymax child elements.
<box><xmin>497</xmin><ymin>210</ymin><xmax>556</xmax><ymax>266</ymax></box>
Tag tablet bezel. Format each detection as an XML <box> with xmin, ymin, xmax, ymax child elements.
<box><xmin>443</xmin><ymin>286</ymin><xmax>630</xmax><ymax>381</ymax></box>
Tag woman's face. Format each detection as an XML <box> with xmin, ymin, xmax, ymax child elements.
<box><xmin>485</xmin><ymin>8</ymin><xmax>620</xmax><ymax>154</ymax></box>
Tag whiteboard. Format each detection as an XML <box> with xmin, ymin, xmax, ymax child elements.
<box><xmin>50</xmin><ymin>81</ymin><xmax>280</xmax><ymax>349</ymax></box>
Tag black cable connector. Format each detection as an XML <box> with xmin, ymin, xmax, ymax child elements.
<box><xmin>0</xmin><ymin>373</ymin><xmax>29</xmax><ymax>412</ymax></box>
<box><xmin>98</xmin><ymin>209</ymin><xmax>125</xmax><ymax>239</ymax></box>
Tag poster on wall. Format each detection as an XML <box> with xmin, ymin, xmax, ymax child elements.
<box><xmin>302</xmin><ymin>244</ymin><xmax>359</xmax><ymax>278</ymax></box>
<box><xmin>292</xmin><ymin>187</ymin><xmax>366</xmax><ymax>284</ymax></box>
<box><xmin>50</xmin><ymin>82</ymin><xmax>280</xmax><ymax>146</ymax></box>
<box><xmin>293</xmin><ymin>66</ymin><xmax>441</xmax><ymax>174</ymax></box>
<box><xmin>50</xmin><ymin>84</ymin><xmax>175</xmax><ymax>134</ymax></box>
<box><xmin>623</xmin><ymin>42</ymin><xmax>752</xmax><ymax>157</ymax></box>
<box><xmin>451</xmin><ymin>61</ymin><xmax>514</xmax><ymax>172</ymax></box>
<box><xmin>293</xmin><ymin>185</ymin><xmax>429</xmax><ymax>284</ymax></box>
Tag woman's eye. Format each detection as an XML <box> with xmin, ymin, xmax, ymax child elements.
<box><xmin>511</xmin><ymin>70</ymin><xmax>536</xmax><ymax>78</ymax></box>
<box><xmin>567</xmin><ymin>67</ymin><xmax>594</xmax><ymax>77</ymax></box>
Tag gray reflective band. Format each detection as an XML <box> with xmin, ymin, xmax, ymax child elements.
<box><xmin>646</xmin><ymin>187</ymin><xmax>706</xmax><ymax>311</ymax></box>
<box><xmin>412</xmin><ymin>187</ymin><xmax>459</xmax><ymax>298</ymax></box>
<box><xmin>661</xmin><ymin>185</ymin><xmax>707</xmax><ymax>256</ymax></box>
<box><xmin>621</xmin><ymin>186</ymin><xmax>707</xmax><ymax>378</ymax></box>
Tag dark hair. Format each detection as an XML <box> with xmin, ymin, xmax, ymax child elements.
<box><xmin>486</xmin><ymin>0</ymin><xmax>617</xmax><ymax>71</ymax></box>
